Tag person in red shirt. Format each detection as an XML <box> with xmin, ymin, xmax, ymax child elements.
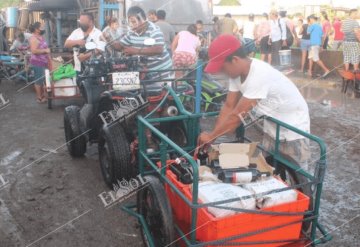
<box><xmin>332</xmin><ymin>17</ymin><xmax>344</xmax><ymax>50</ymax></box>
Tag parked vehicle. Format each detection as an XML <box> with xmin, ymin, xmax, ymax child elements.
<box><xmin>64</xmin><ymin>40</ymin><xmax>194</xmax><ymax>188</ymax></box>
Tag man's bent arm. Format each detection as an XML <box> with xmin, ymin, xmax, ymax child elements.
<box><xmin>111</xmin><ymin>41</ymin><xmax>124</xmax><ymax>51</ymax></box>
<box><xmin>209</xmin><ymin>96</ymin><xmax>257</xmax><ymax>140</ymax></box>
<box><xmin>138</xmin><ymin>45</ymin><xmax>163</xmax><ymax>55</ymax></box>
<box><xmin>214</xmin><ymin>91</ymin><xmax>241</xmax><ymax>128</ymax></box>
<box><xmin>64</xmin><ymin>39</ymin><xmax>81</xmax><ymax>49</ymax></box>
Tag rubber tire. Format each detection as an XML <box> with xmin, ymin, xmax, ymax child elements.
<box><xmin>47</xmin><ymin>91</ymin><xmax>52</xmax><ymax>109</ymax></box>
<box><xmin>64</xmin><ymin>105</ymin><xmax>87</xmax><ymax>157</ymax></box>
<box><xmin>98</xmin><ymin>123</ymin><xmax>131</xmax><ymax>188</ymax></box>
<box><xmin>269</xmin><ymin>154</ymin><xmax>313</xmax><ymax>232</ymax></box>
<box><xmin>137</xmin><ymin>175</ymin><xmax>175</xmax><ymax>247</ymax></box>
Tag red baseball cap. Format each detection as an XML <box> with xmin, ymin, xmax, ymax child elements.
<box><xmin>204</xmin><ymin>35</ymin><xmax>241</xmax><ymax>74</ymax></box>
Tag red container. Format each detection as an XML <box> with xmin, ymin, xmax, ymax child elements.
<box><xmin>161</xmin><ymin>162</ymin><xmax>310</xmax><ymax>247</ymax></box>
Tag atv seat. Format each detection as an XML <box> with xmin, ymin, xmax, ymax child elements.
<box><xmin>174</xmin><ymin>81</ymin><xmax>194</xmax><ymax>95</ymax></box>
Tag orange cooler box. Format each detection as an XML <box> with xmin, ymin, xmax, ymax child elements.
<box><xmin>164</xmin><ymin>168</ymin><xmax>310</xmax><ymax>247</ymax></box>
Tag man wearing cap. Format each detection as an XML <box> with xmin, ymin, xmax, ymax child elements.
<box><xmin>198</xmin><ymin>35</ymin><xmax>310</xmax><ymax>170</ymax></box>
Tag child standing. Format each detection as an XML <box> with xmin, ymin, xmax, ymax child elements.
<box><xmin>307</xmin><ymin>15</ymin><xmax>330</xmax><ymax>77</ymax></box>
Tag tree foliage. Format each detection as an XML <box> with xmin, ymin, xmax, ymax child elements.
<box><xmin>218</xmin><ymin>0</ymin><xmax>241</xmax><ymax>6</ymax></box>
<box><xmin>0</xmin><ymin>0</ymin><xmax>21</xmax><ymax>9</ymax></box>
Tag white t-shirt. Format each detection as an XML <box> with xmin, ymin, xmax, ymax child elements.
<box><xmin>67</xmin><ymin>27</ymin><xmax>103</xmax><ymax>71</ymax></box>
<box><xmin>67</xmin><ymin>27</ymin><xmax>102</xmax><ymax>45</ymax></box>
<box><xmin>242</xmin><ymin>21</ymin><xmax>256</xmax><ymax>40</ymax></box>
<box><xmin>229</xmin><ymin>59</ymin><xmax>310</xmax><ymax>141</ymax></box>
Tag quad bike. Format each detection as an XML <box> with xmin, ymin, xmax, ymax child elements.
<box><xmin>64</xmin><ymin>40</ymin><xmax>195</xmax><ymax>188</ymax></box>
<box><xmin>187</xmin><ymin>48</ymin><xmax>227</xmax><ymax>112</ymax></box>
<box><xmin>180</xmin><ymin>69</ymin><xmax>227</xmax><ymax>113</ymax></box>
<box><xmin>0</xmin><ymin>53</ymin><xmax>30</xmax><ymax>84</ymax></box>
<box><xmin>198</xmin><ymin>73</ymin><xmax>227</xmax><ymax>112</ymax></box>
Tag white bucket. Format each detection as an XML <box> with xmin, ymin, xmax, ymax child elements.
<box><xmin>54</xmin><ymin>78</ymin><xmax>77</xmax><ymax>97</ymax></box>
<box><xmin>279</xmin><ymin>50</ymin><xmax>291</xmax><ymax>66</ymax></box>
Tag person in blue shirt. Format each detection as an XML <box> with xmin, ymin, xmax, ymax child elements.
<box><xmin>307</xmin><ymin>15</ymin><xmax>330</xmax><ymax>77</ymax></box>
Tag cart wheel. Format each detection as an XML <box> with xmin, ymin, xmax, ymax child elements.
<box><xmin>47</xmin><ymin>91</ymin><xmax>52</xmax><ymax>109</ymax></box>
<box><xmin>98</xmin><ymin>123</ymin><xmax>131</xmax><ymax>188</ymax></box>
<box><xmin>64</xmin><ymin>105</ymin><xmax>87</xmax><ymax>157</ymax></box>
<box><xmin>268</xmin><ymin>154</ymin><xmax>313</xmax><ymax>232</ymax></box>
<box><xmin>137</xmin><ymin>175</ymin><xmax>175</xmax><ymax>247</ymax></box>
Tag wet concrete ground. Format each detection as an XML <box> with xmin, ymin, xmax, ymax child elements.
<box><xmin>0</xmin><ymin>71</ymin><xmax>359</xmax><ymax>247</ymax></box>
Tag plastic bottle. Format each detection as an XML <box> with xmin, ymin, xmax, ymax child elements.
<box><xmin>218</xmin><ymin>169</ymin><xmax>271</xmax><ymax>184</ymax></box>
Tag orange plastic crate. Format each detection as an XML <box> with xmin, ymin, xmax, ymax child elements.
<box><xmin>163</xmin><ymin>165</ymin><xmax>310</xmax><ymax>247</ymax></box>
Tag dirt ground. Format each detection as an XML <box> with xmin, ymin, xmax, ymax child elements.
<box><xmin>0</xmin><ymin>71</ymin><xmax>359</xmax><ymax>247</ymax></box>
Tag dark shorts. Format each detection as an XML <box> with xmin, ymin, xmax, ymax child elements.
<box><xmin>260</xmin><ymin>36</ymin><xmax>271</xmax><ymax>54</ymax></box>
<box><xmin>300</xmin><ymin>39</ymin><xmax>311</xmax><ymax>51</ymax></box>
<box><xmin>31</xmin><ymin>66</ymin><xmax>46</xmax><ymax>86</ymax></box>
<box><xmin>271</xmin><ymin>40</ymin><xmax>282</xmax><ymax>65</ymax></box>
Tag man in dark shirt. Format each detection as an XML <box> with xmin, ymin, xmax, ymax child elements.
<box><xmin>156</xmin><ymin>10</ymin><xmax>175</xmax><ymax>56</ymax></box>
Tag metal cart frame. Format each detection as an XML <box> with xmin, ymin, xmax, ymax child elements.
<box><xmin>122</xmin><ymin>85</ymin><xmax>332</xmax><ymax>247</ymax></box>
<box><xmin>44</xmin><ymin>69</ymin><xmax>82</xmax><ymax>109</ymax></box>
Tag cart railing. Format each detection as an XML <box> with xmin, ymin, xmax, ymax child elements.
<box><xmin>133</xmin><ymin>93</ymin><xmax>332</xmax><ymax>246</ymax></box>
<box><xmin>236</xmin><ymin>116</ymin><xmax>330</xmax><ymax>245</ymax></box>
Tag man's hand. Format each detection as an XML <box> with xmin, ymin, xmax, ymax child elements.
<box><xmin>282</xmin><ymin>40</ymin><xmax>287</xmax><ymax>47</ymax></box>
<box><xmin>101</xmin><ymin>33</ymin><xmax>112</xmax><ymax>43</ymax></box>
<box><xmin>78</xmin><ymin>53</ymin><xmax>89</xmax><ymax>62</ymax></box>
<box><xmin>123</xmin><ymin>47</ymin><xmax>139</xmax><ymax>56</ymax></box>
<box><xmin>197</xmin><ymin>132</ymin><xmax>214</xmax><ymax>147</ymax></box>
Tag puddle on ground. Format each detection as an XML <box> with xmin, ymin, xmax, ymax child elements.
<box><xmin>291</xmin><ymin>76</ymin><xmax>359</xmax><ymax>109</ymax></box>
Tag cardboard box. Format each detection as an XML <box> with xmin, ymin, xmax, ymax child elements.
<box><xmin>208</xmin><ymin>143</ymin><xmax>274</xmax><ymax>175</ymax></box>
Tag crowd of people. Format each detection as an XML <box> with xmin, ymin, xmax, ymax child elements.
<box><xmin>5</xmin><ymin>5</ymin><xmax>358</xmax><ymax>171</ymax></box>
<box><xmin>9</xmin><ymin>6</ymin><xmax>360</xmax><ymax>103</ymax></box>
<box><xmin>206</xmin><ymin>9</ymin><xmax>359</xmax><ymax>74</ymax></box>
<box><xmin>143</xmin><ymin>7</ymin><xmax>359</xmax><ymax>76</ymax></box>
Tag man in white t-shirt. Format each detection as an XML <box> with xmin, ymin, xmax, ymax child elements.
<box><xmin>64</xmin><ymin>12</ymin><xmax>102</xmax><ymax>63</ymax></box>
<box><xmin>198</xmin><ymin>35</ymin><xmax>310</xmax><ymax>169</ymax></box>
